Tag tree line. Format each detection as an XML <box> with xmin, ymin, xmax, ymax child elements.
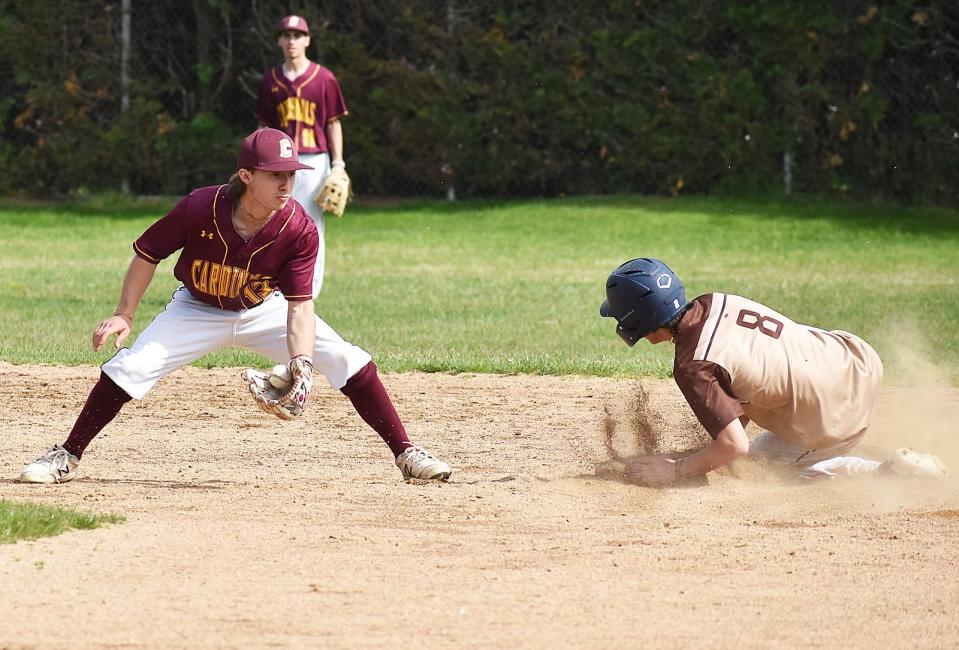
<box><xmin>0</xmin><ymin>0</ymin><xmax>955</xmax><ymax>202</ymax></box>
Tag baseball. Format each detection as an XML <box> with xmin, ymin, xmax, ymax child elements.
<box><xmin>269</xmin><ymin>364</ymin><xmax>293</xmax><ymax>389</ymax></box>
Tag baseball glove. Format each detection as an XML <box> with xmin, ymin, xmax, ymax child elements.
<box><xmin>314</xmin><ymin>167</ymin><xmax>351</xmax><ymax>218</ymax></box>
<box><xmin>241</xmin><ymin>355</ymin><xmax>313</xmax><ymax>421</ymax></box>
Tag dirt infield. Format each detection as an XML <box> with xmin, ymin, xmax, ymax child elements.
<box><xmin>1</xmin><ymin>362</ymin><xmax>958</xmax><ymax>649</ymax></box>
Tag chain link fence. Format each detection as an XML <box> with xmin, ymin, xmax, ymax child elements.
<box><xmin>1</xmin><ymin>0</ymin><xmax>956</xmax><ymax>202</ymax></box>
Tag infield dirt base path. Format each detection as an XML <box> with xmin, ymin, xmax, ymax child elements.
<box><xmin>1</xmin><ymin>362</ymin><xmax>958</xmax><ymax>649</ymax></box>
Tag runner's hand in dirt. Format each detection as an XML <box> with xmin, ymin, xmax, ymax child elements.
<box><xmin>93</xmin><ymin>314</ymin><xmax>132</xmax><ymax>351</ymax></box>
<box><xmin>624</xmin><ymin>454</ymin><xmax>680</xmax><ymax>487</ymax></box>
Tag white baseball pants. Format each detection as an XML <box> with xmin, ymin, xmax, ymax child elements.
<box><xmin>102</xmin><ymin>287</ymin><xmax>371</xmax><ymax>400</ymax></box>
<box><xmin>292</xmin><ymin>152</ymin><xmax>331</xmax><ymax>298</ymax></box>
<box><xmin>749</xmin><ymin>430</ymin><xmax>882</xmax><ymax>477</ymax></box>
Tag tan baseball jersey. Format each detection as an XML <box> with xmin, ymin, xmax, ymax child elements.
<box><xmin>673</xmin><ymin>293</ymin><xmax>883</xmax><ymax>449</ymax></box>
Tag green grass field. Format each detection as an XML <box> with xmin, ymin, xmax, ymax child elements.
<box><xmin>1</xmin><ymin>195</ymin><xmax>956</xmax><ymax>382</ymax></box>
<box><xmin>0</xmin><ymin>498</ymin><xmax>124</xmax><ymax>545</ymax></box>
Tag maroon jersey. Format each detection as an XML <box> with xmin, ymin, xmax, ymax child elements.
<box><xmin>255</xmin><ymin>62</ymin><xmax>347</xmax><ymax>154</ymax></box>
<box><xmin>133</xmin><ymin>185</ymin><xmax>318</xmax><ymax>310</ymax></box>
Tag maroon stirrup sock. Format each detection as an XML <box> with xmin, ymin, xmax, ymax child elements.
<box><xmin>341</xmin><ymin>361</ymin><xmax>413</xmax><ymax>458</ymax></box>
<box><xmin>62</xmin><ymin>372</ymin><xmax>132</xmax><ymax>459</ymax></box>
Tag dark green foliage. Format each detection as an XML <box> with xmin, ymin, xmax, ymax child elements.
<box><xmin>0</xmin><ymin>0</ymin><xmax>955</xmax><ymax>202</ymax></box>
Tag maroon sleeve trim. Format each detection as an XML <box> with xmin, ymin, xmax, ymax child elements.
<box><xmin>133</xmin><ymin>242</ymin><xmax>161</xmax><ymax>264</ymax></box>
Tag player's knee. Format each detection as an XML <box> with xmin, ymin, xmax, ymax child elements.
<box><xmin>314</xmin><ymin>346</ymin><xmax>372</xmax><ymax>389</ymax></box>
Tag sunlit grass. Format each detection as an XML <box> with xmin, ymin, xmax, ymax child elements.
<box><xmin>0</xmin><ymin>498</ymin><xmax>124</xmax><ymax>544</ymax></box>
<box><xmin>1</xmin><ymin>195</ymin><xmax>956</xmax><ymax>382</ymax></box>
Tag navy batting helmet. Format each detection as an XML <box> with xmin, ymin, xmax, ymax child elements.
<box><xmin>600</xmin><ymin>258</ymin><xmax>687</xmax><ymax>346</ymax></box>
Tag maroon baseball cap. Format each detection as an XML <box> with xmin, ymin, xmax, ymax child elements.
<box><xmin>277</xmin><ymin>15</ymin><xmax>310</xmax><ymax>35</ymax></box>
<box><xmin>237</xmin><ymin>128</ymin><xmax>313</xmax><ymax>172</ymax></box>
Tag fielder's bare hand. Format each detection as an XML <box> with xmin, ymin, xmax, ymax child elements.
<box><xmin>624</xmin><ymin>454</ymin><xmax>681</xmax><ymax>487</ymax></box>
<box><xmin>93</xmin><ymin>314</ymin><xmax>132</xmax><ymax>351</ymax></box>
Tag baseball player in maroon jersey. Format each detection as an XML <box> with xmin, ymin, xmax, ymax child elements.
<box><xmin>598</xmin><ymin>258</ymin><xmax>948</xmax><ymax>486</ymax></box>
<box><xmin>18</xmin><ymin>128</ymin><xmax>450</xmax><ymax>484</ymax></box>
<box><xmin>256</xmin><ymin>14</ymin><xmax>345</xmax><ymax>298</ymax></box>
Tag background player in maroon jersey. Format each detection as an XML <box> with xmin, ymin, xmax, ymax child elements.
<box><xmin>256</xmin><ymin>14</ymin><xmax>346</xmax><ymax>298</ymax></box>
<box><xmin>18</xmin><ymin>128</ymin><xmax>450</xmax><ymax>484</ymax></box>
<box><xmin>598</xmin><ymin>257</ymin><xmax>947</xmax><ymax>487</ymax></box>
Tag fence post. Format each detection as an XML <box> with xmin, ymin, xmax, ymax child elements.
<box><xmin>120</xmin><ymin>0</ymin><xmax>131</xmax><ymax>194</ymax></box>
<box><xmin>783</xmin><ymin>151</ymin><xmax>792</xmax><ymax>196</ymax></box>
<box><xmin>445</xmin><ymin>0</ymin><xmax>457</xmax><ymax>201</ymax></box>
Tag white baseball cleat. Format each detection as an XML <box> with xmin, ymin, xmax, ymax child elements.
<box><xmin>19</xmin><ymin>445</ymin><xmax>80</xmax><ymax>484</ymax></box>
<box><xmin>395</xmin><ymin>445</ymin><xmax>452</xmax><ymax>481</ymax></box>
<box><xmin>886</xmin><ymin>447</ymin><xmax>948</xmax><ymax>479</ymax></box>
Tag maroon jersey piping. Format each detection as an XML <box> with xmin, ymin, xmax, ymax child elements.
<box><xmin>270</xmin><ymin>67</ymin><xmax>292</xmax><ymax>95</ymax></box>
<box><xmin>208</xmin><ymin>185</ymin><xmax>301</xmax><ymax>309</ymax></box>
<box><xmin>210</xmin><ymin>185</ymin><xmax>230</xmax><ymax>309</ymax></box>
<box><xmin>295</xmin><ymin>65</ymin><xmax>322</xmax><ymax>95</ymax></box>
<box><xmin>271</xmin><ymin>64</ymin><xmax>322</xmax><ymax>150</ymax></box>
<box><xmin>294</xmin><ymin>66</ymin><xmax>322</xmax><ymax>150</ymax></box>
<box><xmin>236</xmin><ymin>205</ymin><xmax>295</xmax><ymax>308</ymax></box>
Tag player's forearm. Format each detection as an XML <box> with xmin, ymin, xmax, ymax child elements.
<box><xmin>286</xmin><ymin>299</ymin><xmax>316</xmax><ymax>358</ymax></box>
<box><xmin>676</xmin><ymin>420</ymin><xmax>750</xmax><ymax>479</ymax></box>
<box><xmin>327</xmin><ymin>119</ymin><xmax>344</xmax><ymax>164</ymax></box>
<box><xmin>114</xmin><ymin>256</ymin><xmax>158</xmax><ymax>320</ymax></box>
